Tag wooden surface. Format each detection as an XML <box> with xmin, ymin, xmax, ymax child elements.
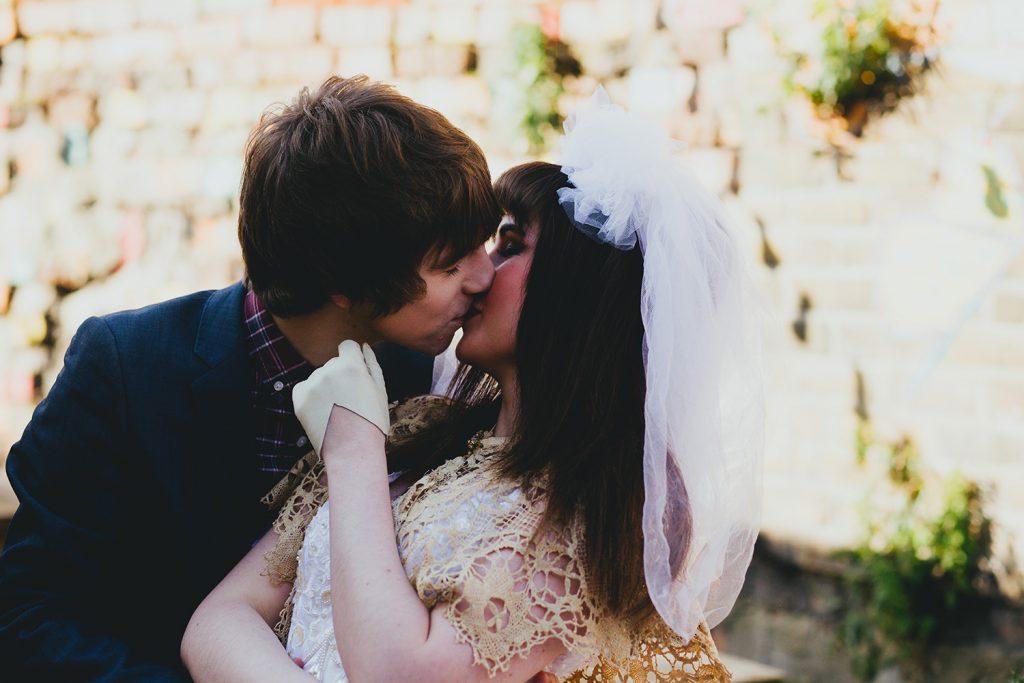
<box><xmin>721</xmin><ymin>653</ymin><xmax>787</xmax><ymax>683</ymax></box>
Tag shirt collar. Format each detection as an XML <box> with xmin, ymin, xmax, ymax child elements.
<box><xmin>243</xmin><ymin>289</ymin><xmax>313</xmax><ymax>389</ymax></box>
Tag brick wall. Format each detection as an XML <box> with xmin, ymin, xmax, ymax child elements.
<box><xmin>0</xmin><ymin>0</ymin><xmax>1022</xmax><ymax>600</ymax></box>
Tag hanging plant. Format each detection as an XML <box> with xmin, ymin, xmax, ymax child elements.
<box><xmin>509</xmin><ymin>21</ymin><xmax>582</xmax><ymax>154</ymax></box>
<box><xmin>783</xmin><ymin>0</ymin><xmax>940</xmax><ymax>136</ymax></box>
<box><xmin>839</xmin><ymin>417</ymin><xmax>994</xmax><ymax>681</ymax></box>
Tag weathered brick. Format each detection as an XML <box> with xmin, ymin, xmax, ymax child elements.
<box><xmin>24</xmin><ymin>35</ymin><xmax>61</xmax><ymax>71</ymax></box>
<box><xmin>397</xmin><ymin>76</ymin><xmax>488</xmax><ymax>122</ymax></box>
<box><xmin>393</xmin><ymin>3</ymin><xmax>430</xmax><ymax>47</ymax></box>
<box><xmin>336</xmin><ymin>47</ymin><xmax>393</xmax><ymax>80</ymax></box>
<box><xmin>87</xmin><ymin>123</ymin><xmax>137</xmax><ymax>165</ymax></box>
<box><xmin>320</xmin><ymin>5</ymin><xmax>393</xmax><ymax>48</ymax></box>
<box><xmin>201</xmin><ymin>0</ymin><xmax>270</xmax><ymax>16</ymax></box>
<box><xmin>90</xmin><ymin>32</ymin><xmax>147</xmax><ymax>69</ymax></box>
<box><xmin>431</xmin><ymin>4</ymin><xmax>476</xmax><ymax>45</ymax></box>
<box><xmin>135</xmin><ymin>64</ymin><xmax>190</xmax><ymax>92</ymax></box>
<box><xmin>11</xmin><ymin>115</ymin><xmax>61</xmax><ymax>178</ymax></box>
<box><xmin>0</xmin><ymin>39</ymin><xmax>25</xmax><ymax>102</ymax></box>
<box><xmin>70</xmin><ymin>0</ymin><xmax>137</xmax><ymax>35</ymax></box>
<box><xmin>394</xmin><ymin>46</ymin><xmax>434</xmax><ymax>80</ymax></box>
<box><xmin>200</xmin><ymin>154</ymin><xmax>243</xmax><ymax>200</ymax></box>
<box><xmin>135</xmin><ymin>126</ymin><xmax>191</xmax><ymax>156</ymax></box>
<box><xmin>569</xmin><ymin>42</ymin><xmax>630</xmax><ymax>80</ymax></box>
<box><xmin>106</xmin><ymin>156</ymin><xmax>203</xmax><ymax>206</ymax></box>
<box><xmin>1007</xmin><ymin>250</ymin><xmax>1024</xmax><ymax>279</ymax></box>
<box><xmin>205</xmin><ymin>87</ymin><xmax>258</xmax><ymax>130</ymax></box>
<box><xmin>874</xmin><ymin>368</ymin><xmax>979</xmax><ymax>419</ymax></box>
<box><xmin>626</xmin><ymin>66</ymin><xmax>696</xmax><ymax>116</ymax></box>
<box><xmin>177</xmin><ymin>17</ymin><xmax>243</xmax><ymax>55</ymax></box>
<box><xmin>188</xmin><ymin>53</ymin><xmax>261</xmax><ymax>89</ymax></box>
<box><xmin>843</xmin><ymin>142</ymin><xmax>939</xmax><ymax>191</ymax></box>
<box><xmin>476</xmin><ymin>2</ymin><xmax>527</xmax><ymax>47</ymax></box>
<box><xmin>243</xmin><ymin>6</ymin><xmax>316</xmax><ymax>47</ymax></box>
<box><xmin>147</xmin><ymin>89</ymin><xmax>207</xmax><ymax>129</ymax></box>
<box><xmin>725</xmin><ymin>19</ymin><xmax>777</xmax><ymax>66</ymax></box>
<box><xmin>0</xmin><ymin>6</ymin><xmax>16</xmax><ymax>45</ymax></box>
<box><xmin>743</xmin><ymin>187</ymin><xmax>871</xmax><ymax>225</ymax></box>
<box><xmin>139</xmin><ymin>28</ymin><xmax>180</xmax><ymax>64</ymax></box>
<box><xmin>828</xmin><ymin>319</ymin><xmax>928</xmax><ymax>363</ymax></box>
<box><xmin>138</xmin><ymin>0</ymin><xmax>199</xmax><ymax>26</ymax></box>
<box><xmin>988</xmin><ymin>377</ymin><xmax>1024</xmax><ymax>422</ymax></box>
<box><xmin>70</xmin><ymin>68</ymin><xmax>106</xmax><ymax>95</ymax></box>
<box><xmin>395</xmin><ymin>43</ymin><xmax>471</xmax><ymax>78</ymax></box>
<box><xmin>22</xmin><ymin>69</ymin><xmax>75</xmax><ymax>106</ymax></box>
<box><xmin>786</xmin><ymin>270</ymin><xmax>877</xmax><ymax>311</ymax></box>
<box><xmin>914</xmin><ymin>68</ymin><xmax>995</xmax><ymax>131</ymax></box>
<box><xmin>560</xmin><ymin>0</ymin><xmax>631</xmax><ymax>44</ymax></box>
<box><xmin>992</xmin><ymin>286</ymin><xmax>1024</xmax><ymax>324</ymax></box>
<box><xmin>58</xmin><ymin>36</ymin><xmax>91</xmax><ymax>70</ymax></box>
<box><xmin>15</xmin><ymin>1</ymin><xmax>75</xmax><ymax>37</ymax></box>
<box><xmin>670</xmin><ymin>29</ymin><xmax>725</xmax><ymax>64</ymax></box>
<box><xmin>947</xmin><ymin>325</ymin><xmax>1024</xmax><ymax>367</ymax></box>
<box><xmin>194</xmin><ymin>122</ymin><xmax>250</xmax><ymax>156</ymax></box>
<box><xmin>768</xmin><ymin>224</ymin><xmax>879</xmax><ymax>267</ymax></box>
<box><xmin>145</xmin><ymin>208</ymin><xmax>190</xmax><ymax>255</ymax></box>
<box><xmin>99</xmin><ymin>87</ymin><xmax>147</xmax><ymax>129</ymax></box>
<box><xmin>683</xmin><ymin>148</ymin><xmax>735</xmax><ymax>196</ymax></box>
<box><xmin>48</xmin><ymin>93</ymin><xmax>95</xmax><ymax>129</ymax></box>
<box><xmin>262</xmin><ymin>46</ymin><xmax>335</xmax><ymax>85</ymax></box>
<box><xmin>0</xmin><ymin>153</ymin><xmax>9</xmax><ymax>195</ymax></box>
<box><xmin>738</xmin><ymin>144</ymin><xmax>838</xmax><ymax>190</ymax></box>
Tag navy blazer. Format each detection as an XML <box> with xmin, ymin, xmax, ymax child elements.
<box><xmin>0</xmin><ymin>283</ymin><xmax>432</xmax><ymax>681</ymax></box>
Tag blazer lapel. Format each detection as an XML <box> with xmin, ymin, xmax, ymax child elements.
<box><xmin>182</xmin><ymin>284</ymin><xmax>268</xmax><ymax>588</ymax></box>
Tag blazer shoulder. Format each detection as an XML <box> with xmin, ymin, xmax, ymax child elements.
<box><xmin>96</xmin><ymin>283</ymin><xmax>245</xmax><ymax>362</ymax></box>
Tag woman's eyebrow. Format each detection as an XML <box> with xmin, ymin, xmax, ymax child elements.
<box><xmin>498</xmin><ymin>221</ymin><xmax>523</xmax><ymax>237</ymax></box>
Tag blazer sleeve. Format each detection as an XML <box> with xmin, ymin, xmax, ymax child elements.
<box><xmin>0</xmin><ymin>316</ymin><xmax>190</xmax><ymax>682</ymax></box>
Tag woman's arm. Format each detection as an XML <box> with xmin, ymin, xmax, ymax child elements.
<box><xmin>181</xmin><ymin>530</ymin><xmax>313</xmax><ymax>683</ymax></box>
<box><xmin>322</xmin><ymin>406</ymin><xmax>566</xmax><ymax>683</ymax></box>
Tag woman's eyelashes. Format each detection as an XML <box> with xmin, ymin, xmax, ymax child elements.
<box><xmin>497</xmin><ymin>239</ymin><xmax>523</xmax><ymax>258</ymax></box>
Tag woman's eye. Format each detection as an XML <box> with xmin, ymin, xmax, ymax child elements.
<box><xmin>498</xmin><ymin>241</ymin><xmax>523</xmax><ymax>257</ymax></box>
<box><xmin>445</xmin><ymin>265</ymin><xmax>461</xmax><ymax>276</ymax></box>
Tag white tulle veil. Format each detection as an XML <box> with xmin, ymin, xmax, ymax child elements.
<box><xmin>434</xmin><ymin>89</ymin><xmax>764</xmax><ymax>641</ymax></box>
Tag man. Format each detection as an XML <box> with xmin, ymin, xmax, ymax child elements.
<box><xmin>0</xmin><ymin>76</ymin><xmax>497</xmax><ymax>681</ymax></box>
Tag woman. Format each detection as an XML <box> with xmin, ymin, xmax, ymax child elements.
<box><xmin>181</xmin><ymin>92</ymin><xmax>763</xmax><ymax>682</ymax></box>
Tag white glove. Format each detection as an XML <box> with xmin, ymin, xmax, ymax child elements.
<box><xmin>292</xmin><ymin>340</ymin><xmax>390</xmax><ymax>454</ymax></box>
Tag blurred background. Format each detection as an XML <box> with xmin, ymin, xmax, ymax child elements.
<box><xmin>0</xmin><ymin>0</ymin><xmax>1021</xmax><ymax>680</ymax></box>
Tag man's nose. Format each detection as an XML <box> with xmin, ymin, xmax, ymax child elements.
<box><xmin>464</xmin><ymin>246</ymin><xmax>494</xmax><ymax>294</ymax></box>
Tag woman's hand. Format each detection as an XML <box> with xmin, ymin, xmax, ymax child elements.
<box><xmin>292</xmin><ymin>340</ymin><xmax>389</xmax><ymax>455</ymax></box>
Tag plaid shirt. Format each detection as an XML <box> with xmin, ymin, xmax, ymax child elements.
<box><xmin>244</xmin><ymin>289</ymin><xmax>314</xmax><ymax>479</ymax></box>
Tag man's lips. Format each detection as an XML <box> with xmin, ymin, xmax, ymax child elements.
<box><xmin>461</xmin><ymin>305</ymin><xmax>482</xmax><ymax>323</ymax></box>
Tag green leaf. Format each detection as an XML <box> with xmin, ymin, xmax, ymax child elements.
<box><xmin>982</xmin><ymin>164</ymin><xmax>1010</xmax><ymax>218</ymax></box>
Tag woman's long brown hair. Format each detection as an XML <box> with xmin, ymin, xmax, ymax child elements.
<box><xmin>388</xmin><ymin>162</ymin><xmax>691</xmax><ymax>624</ymax></box>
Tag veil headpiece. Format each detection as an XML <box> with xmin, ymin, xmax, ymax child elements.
<box><xmin>558</xmin><ymin>89</ymin><xmax>764</xmax><ymax>640</ymax></box>
<box><xmin>434</xmin><ymin>89</ymin><xmax>764</xmax><ymax>641</ymax></box>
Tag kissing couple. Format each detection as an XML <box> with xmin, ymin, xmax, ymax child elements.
<box><xmin>0</xmin><ymin>75</ymin><xmax>763</xmax><ymax>682</ymax></box>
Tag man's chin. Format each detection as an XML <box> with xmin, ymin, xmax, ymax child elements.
<box><xmin>406</xmin><ymin>332</ymin><xmax>457</xmax><ymax>357</ymax></box>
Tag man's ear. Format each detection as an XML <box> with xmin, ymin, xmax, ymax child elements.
<box><xmin>329</xmin><ymin>294</ymin><xmax>352</xmax><ymax>311</ymax></box>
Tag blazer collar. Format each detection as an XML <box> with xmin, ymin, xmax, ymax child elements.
<box><xmin>194</xmin><ymin>282</ymin><xmax>247</xmax><ymax>368</ymax></box>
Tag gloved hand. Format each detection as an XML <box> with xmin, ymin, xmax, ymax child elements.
<box><xmin>292</xmin><ymin>340</ymin><xmax>390</xmax><ymax>454</ymax></box>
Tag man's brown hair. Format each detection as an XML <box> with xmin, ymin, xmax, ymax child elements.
<box><xmin>238</xmin><ymin>75</ymin><xmax>499</xmax><ymax>317</ymax></box>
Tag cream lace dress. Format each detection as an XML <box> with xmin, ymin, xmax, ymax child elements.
<box><xmin>263</xmin><ymin>396</ymin><xmax>730</xmax><ymax>682</ymax></box>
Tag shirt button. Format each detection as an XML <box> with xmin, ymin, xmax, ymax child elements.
<box><xmin>296</xmin><ymin>436</ymin><xmax>308</xmax><ymax>448</ymax></box>
<box><xmin>273</xmin><ymin>381</ymin><xmax>285</xmax><ymax>392</ymax></box>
